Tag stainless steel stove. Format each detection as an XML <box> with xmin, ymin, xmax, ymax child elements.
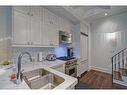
<box><xmin>57</xmin><ymin>57</ymin><xmax>77</xmax><ymax>77</ymax></box>
<box><xmin>65</xmin><ymin>59</ymin><xmax>77</xmax><ymax>77</ymax></box>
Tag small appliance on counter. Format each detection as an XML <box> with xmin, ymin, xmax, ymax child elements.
<box><xmin>67</xmin><ymin>47</ymin><xmax>74</xmax><ymax>58</ymax></box>
<box><xmin>46</xmin><ymin>54</ymin><xmax>56</xmax><ymax>61</ymax></box>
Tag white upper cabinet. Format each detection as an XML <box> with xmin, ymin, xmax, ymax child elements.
<box><xmin>12</xmin><ymin>6</ymin><xmax>42</xmax><ymax>46</ymax></box>
<box><xmin>42</xmin><ymin>8</ymin><xmax>59</xmax><ymax>46</ymax></box>
<box><xmin>12</xmin><ymin>9</ymin><xmax>29</xmax><ymax>45</ymax></box>
<box><xmin>12</xmin><ymin>7</ymin><xmax>73</xmax><ymax>47</ymax></box>
<box><xmin>30</xmin><ymin>7</ymin><xmax>41</xmax><ymax>46</ymax></box>
<box><xmin>58</xmin><ymin>17</ymin><xmax>71</xmax><ymax>33</ymax></box>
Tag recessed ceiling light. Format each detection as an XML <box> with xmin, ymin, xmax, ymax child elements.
<box><xmin>105</xmin><ymin>13</ymin><xmax>108</xmax><ymax>16</ymax></box>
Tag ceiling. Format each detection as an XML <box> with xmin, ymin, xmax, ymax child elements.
<box><xmin>45</xmin><ymin>6</ymin><xmax>127</xmax><ymax>24</ymax></box>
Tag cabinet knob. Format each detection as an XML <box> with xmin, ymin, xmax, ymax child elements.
<box><xmin>50</xmin><ymin>21</ymin><xmax>53</xmax><ymax>24</ymax></box>
<box><xmin>31</xmin><ymin>14</ymin><xmax>33</xmax><ymax>16</ymax></box>
<box><xmin>27</xmin><ymin>42</ymin><xmax>30</xmax><ymax>45</ymax></box>
<box><xmin>31</xmin><ymin>42</ymin><xmax>33</xmax><ymax>45</ymax></box>
<box><xmin>50</xmin><ymin>43</ymin><xmax>53</xmax><ymax>46</ymax></box>
<box><xmin>27</xmin><ymin>13</ymin><xmax>30</xmax><ymax>15</ymax></box>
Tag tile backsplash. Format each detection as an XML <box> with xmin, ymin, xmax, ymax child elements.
<box><xmin>12</xmin><ymin>47</ymin><xmax>55</xmax><ymax>64</ymax></box>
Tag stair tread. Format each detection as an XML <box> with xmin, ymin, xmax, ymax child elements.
<box><xmin>119</xmin><ymin>68</ymin><xmax>127</xmax><ymax>76</ymax></box>
<box><xmin>113</xmin><ymin>71</ymin><xmax>123</xmax><ymax>81</ymax></box>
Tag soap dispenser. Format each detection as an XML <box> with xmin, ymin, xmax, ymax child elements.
<box><xmin>38</xmin><ymin>52</ymin><xmax>43</xmax><ymax>62</ymax></box>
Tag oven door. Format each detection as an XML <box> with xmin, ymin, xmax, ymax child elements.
<box><xmin>65</xmin><ymin>65</ymin><xmax>77</xmax><ymax>77</ymax></box>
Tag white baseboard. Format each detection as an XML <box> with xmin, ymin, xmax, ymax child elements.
<box><xmin>89</xmin><ymin>66</ymin><xmax>112</xmax><ymax>74</ymax></box>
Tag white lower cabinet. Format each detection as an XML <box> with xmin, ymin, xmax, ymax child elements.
<box><xmin>77</xmin><ymin>60</ymin><xmax>88</xmax><ymax>77</ymax></box>
<box><xmin>52</xmin><ymin>64</ymin><xmax>65</xmax><ymax>73</ymax></box>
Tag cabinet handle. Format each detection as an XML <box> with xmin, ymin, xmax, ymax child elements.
<box><xmin>27</xmin><ymin>42</ymin><xmax>30</xmax><ymax>45</ymax></box>
<box><xmin>50</xmin><ymin>21</ymin><xmax>53</xmax><ymax>24</ymax></box>
<box><xmin>50</xmin><ymin>43</ymin><xmax>53</xmax><ymax>46</ymax></box>
<box><xmin>31</xmin><ymin>14</ymin><xmax>33</xmax><ymax>16</ymax></box>
<box><xmin>31</xmin><ymin>42</ymin><xmax>33</xmax><ymax>45</ymax></box>
<box><xmin>27</xmin><ymin>12</ymin><xmax>30</xmax><ymax>15</ymax></box>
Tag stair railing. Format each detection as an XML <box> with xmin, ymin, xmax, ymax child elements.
<box><xmin>112</xmin><ymin>48</ymin><xmax>127</xmax><ymax>84</ymax></box>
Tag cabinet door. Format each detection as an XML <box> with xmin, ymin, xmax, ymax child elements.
<box><xmin>58</xmin><ymin>17</ymin><xmax>71</xmax><ymax>33</ymax></box>
<box><xmin>43</xmin><ymin>8</ymin><xmax>52</xmax><ymax>25</ymax></box>
<box><xmin>58</xmin><ymin>17</ymin><xmax>65</xmax><ymax>31</ymax></box>
<box><xmin>30</xmin><ymin>7</ymin><xmax>41</xmax><ymax>45</ymax></box>
<box><xmin>80</xmin><ymin>34</ymin><xmax>88</xmax><ymax>61</ymax></box>
<box><xmin>41</xmin><ymin>23</ymin><xmax>51</xmax><ymax>46</ymax></box>
<box><xmin>42</xmin><ymin>24</ymin><xmax>58</xmax><ymax>46</ymax></box>
<box><xmin>42</xmin><ymin>8</ymin><xmax>59</xmax><ymax>46</ymax></box>
<box><xmin>49</xmin><ymin>25</ymin><xmax>59</xmax><ymax>46</ymax></box>
<box><xmin>12</xmin><ymin>10</ymin><xmax>29</xmax><ymax>45</ymax></box>
<box><xmin>50</xmin><ymin>13</ymin><xmax>59</xmax><ymax>46</ymax></box>
<box><xmin>77</xmin><ymin>60</ymin><xmax>88</xmax><ymax>77</ymax></box>
<box><xmin>50</xmin><ymin>11</ymin><xmax>59</xmax><ymax>26</ymax></box>
<box><xmin>42</xmin><ymin>8</ymin><xmax>52</xmax><ymax>46</ymax></box>
<box><xmin>77</xmin><ymin>34</ymin><xmax>88</xmax><ymax>77</ymax></box>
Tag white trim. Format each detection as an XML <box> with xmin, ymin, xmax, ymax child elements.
<box><xmin>88</xmin><ymin>25</ymin><xmax>91</xmax><ymax>71</ymax></box>
<box><xmin>89</xmin><ymin>66</ymin><xmax>112</xmax><ymax>74</ymax></box>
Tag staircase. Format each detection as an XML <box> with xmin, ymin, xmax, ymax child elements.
<box><xmin>112</xmin><ymin>48</ymin><xmax>127</xmax><ymax>87</ymax></box>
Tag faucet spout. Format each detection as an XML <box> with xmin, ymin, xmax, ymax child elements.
<box><xmin>16</xmin><ymin>52</ymin><xmax>32</xmax><ymax>84</ymax></box>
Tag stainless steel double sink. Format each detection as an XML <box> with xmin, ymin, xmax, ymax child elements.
<box><xmin>22</xmin><ymin>68</ymin><xmax>65</xmax><ymax>89</ymax></box>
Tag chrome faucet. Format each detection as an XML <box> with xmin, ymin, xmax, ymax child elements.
<box><xmin>16</xmin><ymin>52</ymin><xmax>32</xmax><ymax>84</ymax></box>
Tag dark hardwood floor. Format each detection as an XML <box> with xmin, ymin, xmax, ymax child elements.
<box><xmin>79</xmin><ymin>70</ymin><xmax>127</xmax><ymax>89</ymax></box>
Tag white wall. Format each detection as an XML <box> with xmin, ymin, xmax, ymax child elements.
<box><xmin>90</xmin><ymin>12</ymin><xmax>127</xmax><ymax>73</ymax></box>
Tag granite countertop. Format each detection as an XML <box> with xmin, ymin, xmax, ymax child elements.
<box><xmin>0</xmin><ymin>60</ymin><xmax>78</xmax><ymax>89</ymax></box>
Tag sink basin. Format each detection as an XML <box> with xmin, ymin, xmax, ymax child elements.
<box><xmin>22</xmin><ymin>68</ymin><xmax>65</xmax><ymax>89</ymax></box>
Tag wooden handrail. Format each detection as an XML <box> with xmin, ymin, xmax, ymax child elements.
<box><xmin>112</xmin><ymin>48</ymin><xmax>127</xmax><ymax>58</ymax></box>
